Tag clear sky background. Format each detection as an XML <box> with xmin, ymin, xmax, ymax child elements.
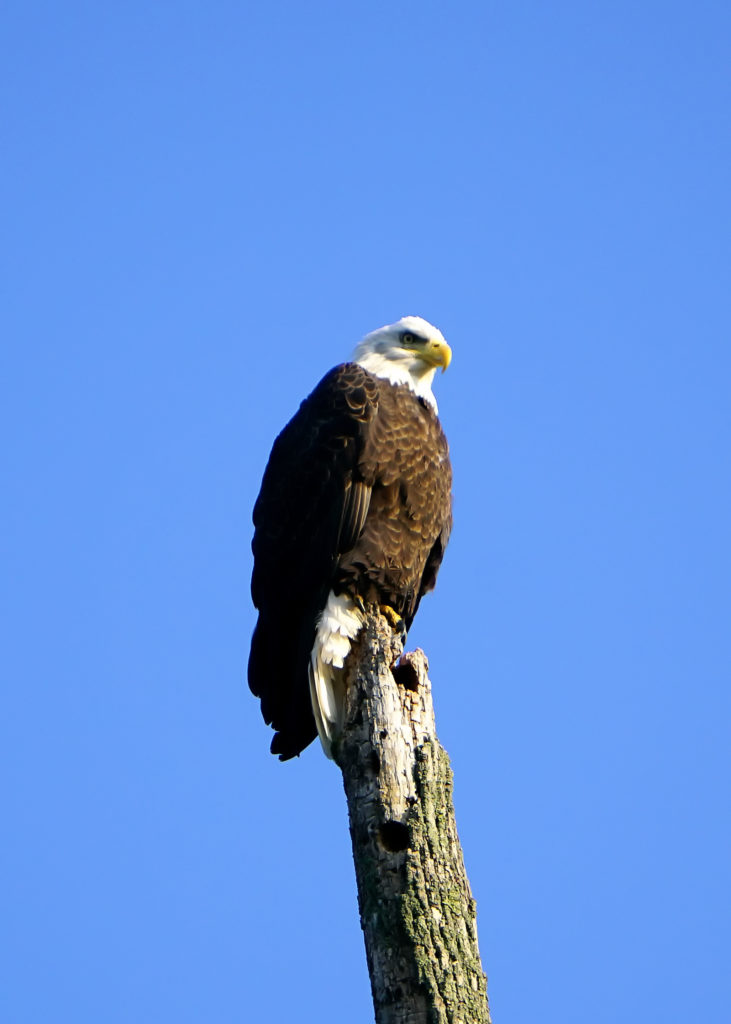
<box><xmin>3</xmin><ymin>2</ymin><xmax>730</xmax><ymax>1022</ymax></box>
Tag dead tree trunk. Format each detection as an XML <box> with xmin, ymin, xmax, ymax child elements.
<box><xmin>335</xmin><ymin>610</ymin><xmax>490</xmax><ymax>1024</ymax></box>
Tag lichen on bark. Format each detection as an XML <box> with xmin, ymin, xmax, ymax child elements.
<box><xmin>335</xmin><ymin>610</ymin><xmax>490</xmax><ymax>1024</ymax></box>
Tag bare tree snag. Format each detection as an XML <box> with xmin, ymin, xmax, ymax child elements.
<box><xmin>335</xmin><ymin>610</ymin><xmax>490</xmax><ymax>1024</ymax></box>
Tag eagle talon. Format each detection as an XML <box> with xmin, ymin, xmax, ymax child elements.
<box><xmin>379</xmin><ymin>604</ymin><xmax>406</xmax><ymax>638</ymax></box>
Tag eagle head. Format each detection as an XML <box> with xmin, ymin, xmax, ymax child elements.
<box><xmin>352</xmin><ymin>316</ymin><xmax>452</xmax><ymax>410</ymax></box>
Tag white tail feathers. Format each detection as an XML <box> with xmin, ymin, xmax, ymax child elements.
<box><xmin>309</xmin><ymin>592</ymin><xmax>364</xmax><ymax>759</ymax></box>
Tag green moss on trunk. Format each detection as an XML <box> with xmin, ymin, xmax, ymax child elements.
<box><xmin>338</xmin><ymin>612</ymin><xmax>490</xmax><ymax>1024</ymax></box>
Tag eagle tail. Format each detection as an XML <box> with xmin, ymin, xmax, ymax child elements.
<box><xmin>308</xmin><ymin>591</ymin><xmax>363</xmax><ymax>759</ymax></box>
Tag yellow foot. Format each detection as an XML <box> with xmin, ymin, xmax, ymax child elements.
<box><xmin>379</xmin><ymin>604</ymin><xmax>405</xmax><ymax>633</ymax></box>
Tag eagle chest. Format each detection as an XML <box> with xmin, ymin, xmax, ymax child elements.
<box><xmin>375</xmin><ymin>391</ymin><xmax>447</xmax><ymax>494</ymax></box>
<box><xmin>357</xmin><ymin>389</ymin><xmax>450</xmax><ymax>573</ymax></box>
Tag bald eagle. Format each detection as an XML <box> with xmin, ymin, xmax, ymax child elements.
<box><xmin>248</xmin><ymin>316</ymin><xmax>453</xmax><ymax>760</ymax></box>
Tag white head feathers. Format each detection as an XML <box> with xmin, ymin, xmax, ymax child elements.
<box><xmin>352</xmin><ymin>316</ymin><xmax>451</xmax><ymax>412</ymax></box>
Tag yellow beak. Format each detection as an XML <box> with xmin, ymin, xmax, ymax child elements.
<box><xmin>425</xmin><ymin>337</ymin><xmax>452</xmax><ymax>372</ymax></box>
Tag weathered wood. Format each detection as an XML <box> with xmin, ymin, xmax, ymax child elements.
<box><xmin>335</xmin><ymin>611</ymin><xmax>490</xmax><ymax>1024</ymax></box>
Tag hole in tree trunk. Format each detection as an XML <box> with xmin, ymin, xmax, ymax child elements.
<box><xmin>393</xmin><ymin>659</ymin><xmax>419</xmax><ymax>691</ymax></box>
<box><xmin>378</xmin><ymin>820</ymin><xmax>410</xmax><ymax>852</ymax></box>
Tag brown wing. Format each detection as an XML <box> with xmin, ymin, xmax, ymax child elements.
<box><xmin>248</xmin><ymin>363</ymin><xmax>378</xmax><ymax>759</ymax></box>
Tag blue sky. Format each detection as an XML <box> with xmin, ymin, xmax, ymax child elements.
<box><xmin>3</xmin><ymin>2</ymin><xmax>730</xmax><ymax>1021</ymax></box>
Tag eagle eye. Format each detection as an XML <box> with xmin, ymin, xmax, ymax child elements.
<box><xmin>401</xmin><ymin>331</ymin><xmax>417</xmax><ymax>346</ymax></box>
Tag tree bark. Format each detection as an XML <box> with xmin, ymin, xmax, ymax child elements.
<box><xmin>335</xmin><ymin>610</ymin><xmax>490</xmax><ymax>1024</ymax></box>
